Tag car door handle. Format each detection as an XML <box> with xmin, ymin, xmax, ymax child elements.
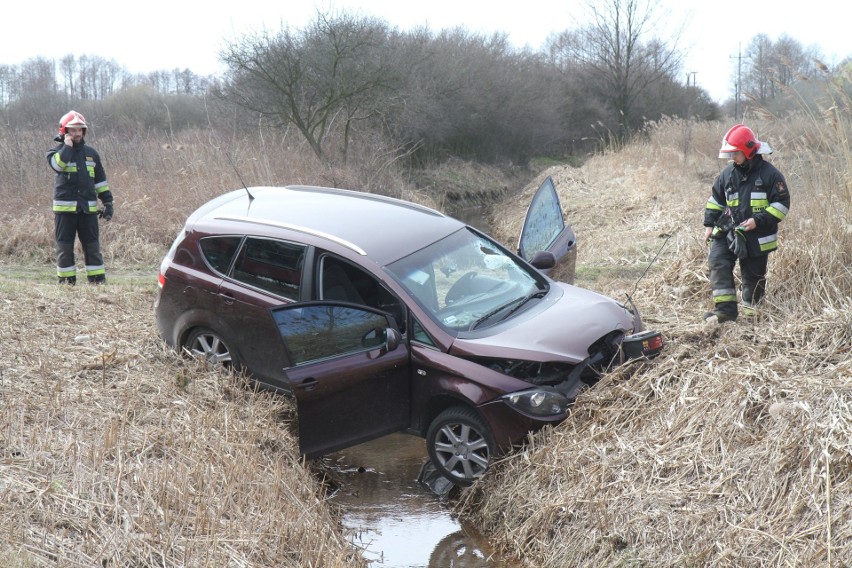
<box><xmin>218</xmin><ymin>292</ymin><xmax>235</xmax><ymax>305</ymax></box>
<box><xmin>296</xmin><ymin>377</ymin><xmax>318</xmax><ymax>391</ymax></box>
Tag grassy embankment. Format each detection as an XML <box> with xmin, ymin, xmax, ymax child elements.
<box><xmin>468</xmin><ymin>113</ymin><xmax>852</xmax><ymax>566</ymax></box>
<box><xmin>0</xmin><ymin>129</ymin><xmax>425</xmax><ymax>567</ymax></box>
<box><xmin>1</xmin><ymin>105</ymin><xmax>849</xmax><ymax>566</ymax></box>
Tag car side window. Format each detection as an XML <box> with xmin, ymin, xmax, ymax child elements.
<box><xmin>199</xmin><ymin>236</ymin><xmax>242</xmax><ymax>274</ymax></box>
<box><xmin>411</xmin><ymin>318</ymin><xmax>436</xmax><ymax>347</ymax></box>
<box><xmin>273</xmin><ymin>304</ymin><xmax>391</xmax><ymax>366</ymax></box>
<box><xmin>319</xmin><ymin>256</ymin><xmax>405</xmax><ymax>330</ymax></box>
<box><xmin>232</xmin><ymin>237</ymin><xmax>306</xmax><ymax>301</ymax></box>
<box><xmin>518</xmin><ymin>176</ymin><xmax>565</xmax><ymax>261</ymax></box>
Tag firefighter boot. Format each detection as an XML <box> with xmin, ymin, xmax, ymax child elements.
<box><xmin>703</xmin><ymin>310</ymin><xmax>737</xmax><ymax>323</ymax></box>
<box><xmin>58</xmin><ymin>275</ymin><xmax>77</xmax><ymax>285</ymax></box>
<box><xmin>87</xmin><ymin>274</ymin><xmax>106</xmax><ymax>285</ymax></box>
<box><xmin>703</xmin><ymin>300</ymin><xmax>737</xmax><ymax>323</ymax></box>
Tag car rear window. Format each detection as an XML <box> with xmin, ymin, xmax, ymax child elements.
<box><xmin>199</xmin><ymin>236</ymin><xmax>242</xmax><ymax>274</ymax></box>
<box><xmin>232</xmin><ymin>237</ymin><xmax>306</xmax><ymax>301</ymax></box>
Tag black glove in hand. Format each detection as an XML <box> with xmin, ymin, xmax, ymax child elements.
<box><xmin>101</xmin><ymin>202</ymin><xmax>114</xmax><ymax>221</ymax></box>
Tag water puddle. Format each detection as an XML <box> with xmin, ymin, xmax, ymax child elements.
<box><xmin>325</xmin><ymin>433</ymin><xmax>519</xmax><ymax>567</ymax></box>
<box><xmin>323</xmin><ymin>202</ymin><xmax>520</xmax><ymax>566</ymax></box>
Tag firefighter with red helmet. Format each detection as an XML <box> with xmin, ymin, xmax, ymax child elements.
<box><xmin>46</xmin><ymin>111</ymin><xmax>114</xmax><ymax>284</ymax></box>
<box><xmin>703</xmin><ymin>124</ymin><xmax>790</xmax><ymax>322</ymax></box>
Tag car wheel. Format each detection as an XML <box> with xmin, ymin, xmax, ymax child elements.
<box><xmin>428</xmin><ymin>530</ymin><xmax>488</xmax><ymax>567</ymax></box>
<box><xmin>426</xmin><ymin>406</ymin><xmax>495</xmax><ymax>486</ymax></box>
<box><xmin>184</xmin><ymin>327</ymin><xmax>238</xmax><ymax>369</ymax></box>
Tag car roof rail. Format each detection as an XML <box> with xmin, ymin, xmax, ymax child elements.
<box><xmin>214</xmin><ymin>215</ymin><xmax>368</xmax><ymax>255</ymax></box>
<box><xmin>285</xmin><ymin>185</ymin><xmax>445</xmax><ymax>217</ymax></box>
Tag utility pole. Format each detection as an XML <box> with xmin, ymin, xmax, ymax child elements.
<box><xmin>730</xmin><ymin>44</ymin><xmax>742</xmax><ymax>121</ymax></box>
<box><xmin>686</xmin><ymin>71</ymin><xmax>697</xmax><ymax>88</ymax></box>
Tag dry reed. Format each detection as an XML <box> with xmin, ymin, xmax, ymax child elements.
<box><xmin>0</xmin><ymin>127</ymin><xmax>432</xmax><ymax>272</ymax></box>
<box><xmin>465</xmin><ymin>114</ymin><xmax>852</xmax><ymax>566</ymax></box>
<box><xmin>2</xmin><ymin>104</ymin><xmax>850</xmax><ymax>566</ymax></box>
<box><xmin>0</xmin><ymin>279</ymin><xmax>365</xmax><ymax>567</ymax></box>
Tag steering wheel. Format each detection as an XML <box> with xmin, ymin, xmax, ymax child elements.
<box><xmin>444</xmin><ymin>271</ymin><xmax>479</xmax><ymax>305</ymax></box>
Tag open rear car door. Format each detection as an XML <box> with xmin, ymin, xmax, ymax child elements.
<box><xmin>270</xmin><ymin>302</ymin><xmax>411</xmax><ymax>457</ymax></box>
<box><xmin>517</xmin><ymin>176</ymin><xmax>577</xmax><ymax>282</ymax></box>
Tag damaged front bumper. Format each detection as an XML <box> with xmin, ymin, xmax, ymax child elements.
<box><xmin>622</xmin><ymin>329</ymin><xmax>665</xmax><ymax>359</ymax></box>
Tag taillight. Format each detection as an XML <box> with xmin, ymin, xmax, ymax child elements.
<box><xmin>158</xmin><ymin>271</ymin><xmax>166</xmax><ymax>289</ymax></box>
<box><xmin>643</xmin><ymin>333</ymin><xmax>664</xmax><ymax>354</ymax></box>
<box><xmin>622</xmin><ymin>330</ymin><xmax>664</xmax><ymax>359</ymax></box>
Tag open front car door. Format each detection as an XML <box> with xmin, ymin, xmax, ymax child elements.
<box><xmin>518</xmin><ymin>176</ymin><xmax>577</xmax><ymax>282</ymax></box>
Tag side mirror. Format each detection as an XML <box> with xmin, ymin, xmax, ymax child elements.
<box><xmin>385</xmin><ymin>327</ymin><xmax>402</xmax><ymax>352</ymax></box>
<box><xmin>529</xmin><ymin>251</ymin><xmax>556</xmax><ymax>270</ymax></box>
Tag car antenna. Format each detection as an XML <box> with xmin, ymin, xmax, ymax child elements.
<box><xmin>225</xmin><ymin>151</ymin><xmax>254</xmax><ymax>202</ymax></box>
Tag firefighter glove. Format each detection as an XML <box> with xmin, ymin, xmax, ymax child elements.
<box><xmin>101</xmin><ymin>202</ymin><xmax>114</xmax><ymax>221</ymax></box>
<box><xmin>726</xmin><ymin>228</ymin><xmax>748</xmax><ymax>259</ymax></box>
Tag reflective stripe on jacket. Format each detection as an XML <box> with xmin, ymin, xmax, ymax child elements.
<box><xmin>46</xmin><ymin>141</ymin><xmax>112</xmax><ymax>214</ymax></box>
<box><xmin>703</xmin><ymin>155</ymin><xmax>790</xmax><ymax>256</ymax></box>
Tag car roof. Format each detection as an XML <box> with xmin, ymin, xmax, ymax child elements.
<box><xmin>190</xmin><ymin>185</ymin><xmax>467</xmax><ymax>265</ymax></box>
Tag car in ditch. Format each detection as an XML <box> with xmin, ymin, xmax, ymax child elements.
<box><xmin>154</xmin><ymin>178</ymin><xmax>663</xmax><ymax>486</ymax></box>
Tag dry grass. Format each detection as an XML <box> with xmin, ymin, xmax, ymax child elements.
<box><xmin>0</xmin><ymin>129</ymin><xmax>409</xmax><ymax>567</ymax></box>
<box><xmin>0</xmin><ymin>127</ymin><xmax>433</xmax><ymax>270</ymax></box>
<box><xmin>465</xmin><ymin>114</ymin><xmax>852</xmax><ymax>566</ymax></box>
<box><xmin>3</xmin><ymin>102</ymin><xmax>851</xmax><ymax>566</ymax></box>
<box><xmin>0</xmin><ymin>279</ymin><xmax>365</xmax><ymax>567</ymax></box>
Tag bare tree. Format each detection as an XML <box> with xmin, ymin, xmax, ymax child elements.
<box><xmin>556</xmin><ymin>0</ymin><xmax>683</xmax><ymax>140</ymax></box>
<box><xmin>0</xmin><ymin>65</ymin><xmax>14</xmax><ymax>105</ymax></box>
<box><xmin>743</xmin><ymin>34</ymin><xmax>820</xmax><ymax>105</ymax></box>
<box><xmin>19</xmin><ymin>58</ymin><xmax>57</xmax><ymax>98</ymax></box>
<box><xmin>59</xmin><ymin>55</ymin><xmax>75</xmax><ymax>100</ymax></box>
<box><xmin>220</xmin><ymin>11</ymin><xmax>394</xmax><ymax>161</ymax></box>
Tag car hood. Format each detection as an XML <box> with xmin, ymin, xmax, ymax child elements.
<box><xmin>449</xmin><ymin>282</ymin><xmax>635</xmax><ymax>363</ymax></box>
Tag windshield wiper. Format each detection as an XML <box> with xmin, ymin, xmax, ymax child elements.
<box><xmin>469</xmin><ymin>288</ymin><xmax>546</xmax><ymax>331</ymax></box>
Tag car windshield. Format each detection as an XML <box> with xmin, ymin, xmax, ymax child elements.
<box><xmin>387</xmin><ymin>228</ymin><xmax>546</xmax><ymax>332</ymax></box>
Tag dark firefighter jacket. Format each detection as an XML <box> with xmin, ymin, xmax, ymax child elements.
<box><xmin>704</xmin><ymin>155</ymin><xmax>790</xmax><ymax>257</ymax></box>
<box><xmin>46</xmin><ymin>139</ymin><xmax>112</xmax><ymax>214</ymax></box>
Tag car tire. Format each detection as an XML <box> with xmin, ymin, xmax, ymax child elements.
<box><xmin>184</xmin><ymin>327</ymin><xmax>239</xmax><ymax>369</ymax></box>
<box><xmin>426</xmin><ymin>406</ymin><xmax>495</xmax><ymax>486</ymax></box>
<box><xmin>428</xmin><ymin>530</ymin><xmax>488</xmax><ymax>567</ymax></box>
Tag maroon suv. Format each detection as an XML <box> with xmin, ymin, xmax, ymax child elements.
<box><xmin>154</xmin><ymin>180</ymin><xmax>663</xmax><ymax>486</ymax></box>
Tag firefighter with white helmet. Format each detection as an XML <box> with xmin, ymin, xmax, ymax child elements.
<box><xmin>703</xmin><ymin>124</ymin><xmax>790</xmax><ymax>322</ymax></box>
<box><xmin>46</xmin><ymin>110</ymin><xmax>114</xmax><ymax>284</ymax></box>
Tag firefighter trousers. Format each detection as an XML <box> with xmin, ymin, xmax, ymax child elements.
<box><xmin>55</xmin><ymin>212</ymin><xmax>106</xmax><ymax>282</ymax></box>
<box><xmin>707</xmin><ymin>238</ymin><xmax>768</xmax><ymax>318</ymax></box>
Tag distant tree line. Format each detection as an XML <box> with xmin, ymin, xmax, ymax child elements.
<box><xmin>217</xmin><ymin>1</ymin><xmax>720</xmax><ymax>164</ymax></box>
<box><xmin>0</xmin><ymin>53</ymin><xmax>216</xmax><ymax>133</ymax></box>
<box><xmin>0</xmin><ymin>54</ymin><xmax>212</xmax><ymax>103</ymax></box>
<box><xmin>0</xmin><ymin>0</ymin><xmax>846</xmax><ymax>167</ymax></box>
<box><xmin>733</xmin><ymin>32</ymin><xmax>842</xmax><ymax>117</ymax></box>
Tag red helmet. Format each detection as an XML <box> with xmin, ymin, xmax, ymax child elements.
<box><xmin>719</xmin><ymin>124</ymin><xmax>761</xmax><ymax>159</ymax></box>
<box><xmin>59</xmin><ymin>110</ymin><xmax>88</xmax><ymax>136</ymax></box>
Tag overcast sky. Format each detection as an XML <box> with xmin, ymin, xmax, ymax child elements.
<box><xmin>5</xmin><ymin>0</ymin><xmax>849</xmax><ymax>103</ymax></box>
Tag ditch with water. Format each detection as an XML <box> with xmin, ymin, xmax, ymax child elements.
<box><xmin>326</xmin><ymin>433</ymin><xmax>520</xmax><ymax>567</ymax></box>
<box><xmin>325</xmin><ymin>203</ymin><xmax>524</xmax><ymax>567</ymax></box>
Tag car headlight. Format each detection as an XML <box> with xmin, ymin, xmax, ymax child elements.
<box><xmin>502</xmin><ymin>387</ymin><xmax>569</xmax><ymax>417</ymax></box>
